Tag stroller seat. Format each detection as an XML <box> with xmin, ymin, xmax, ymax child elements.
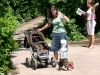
<box><xmin>33</xmin><ymin>41</ymin><xmax>49</xmax><ymax>59</ymax></box>
<box><xmin>38</xmin><ymin>50</ymin><xmax>48</xmax><ymax>54</ymax></box>
<box><xmin>34</xmin><ymin>41</ymin><xmax>49</xmax><ymax>54</ymax></box>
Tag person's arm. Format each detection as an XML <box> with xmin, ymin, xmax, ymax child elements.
<box><xmin>59</xmin><ymin>11</ymin><xmax>70</xmax><ymax>22</ymax></box>
<box><xmin>77</xmin><ymin>8</ymin><xmax>86</xmax><ymax>15</ymax></box>
<box><xmin>38</xmin><ymin>22</ymin><xmax>51</xmax><ymax>32</ymax></box>
<box><xmin>82</xmin><ymin>11</ymin><xmax>86</xmax><ymax>15</ymax></box>
<box><xmin>91</xmin><ymin>2</ymin><xmax>99</xmax><ymax>12</ymax></box>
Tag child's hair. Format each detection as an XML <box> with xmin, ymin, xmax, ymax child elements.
<box><xmin>87</xmin><ymin>0</ymin><xmax>95</xmax><ymax>6</ymax></box>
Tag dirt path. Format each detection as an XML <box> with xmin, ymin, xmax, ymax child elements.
<box><xmin>13</xmin><ymin>16</ymin><xmax>45</xmax><ymax>40</ymax></box>
<box><xmin>11</xmin><ymin>16</ymin><xmax>100</xmax><ymax>75</ymax></box>
<box><xmin>11</xmin><ymin>45</ymin><xmax>100</xmax><ymax>75</ymax></box>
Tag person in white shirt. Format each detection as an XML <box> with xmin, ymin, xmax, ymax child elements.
<box><xmin>81</xmin><ymin>0</ymin><xmax>99</xmax><ymax>48</ymax></box>
<box><xmin>59</xmin><ymin>39</ymin><xmax>68</xmax><ymax>59</ymax></box>
<box><xmin>58</xmin><ymin>39</ymin><xmax>68</xmax><ymax>70</ymax></box>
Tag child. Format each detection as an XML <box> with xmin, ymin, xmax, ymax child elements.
<box><xmin>58</xmin><ymin>39</ymin><xmax>74</xmax><ymax>71</ymax></box>
<box><xmin>58</xmin><ymin>39</ymin><xmax>68</xmax><ymax>70</ymax></box>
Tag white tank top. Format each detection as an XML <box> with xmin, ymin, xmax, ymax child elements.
<box><xmin>86</xmin><ymin>7</ymin><xmax>95</xmax><ymax>20</ymax></box>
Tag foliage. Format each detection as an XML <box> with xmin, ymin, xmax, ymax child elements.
<box><xmin>96</xmin><ymin>30</ymin><xmax>100</xmax><ymax>36</ymax></box>
<box><xmin>9</xmin><ymin>0</ymin><xmax>41</xmax><ymax>22</ymax></box>
<box><xmin>0</xmin><ymin>6</ymin><xmax>19</xmax><ymax>73</ymax></box>
<box><xmin>65</xmin><ymin>19</ymin><xmax>86</xmax><ymax>41</ymax></box>
<box><xmin>0</xmin><ymin>72</ymin><xmax>4</xmax><ymax>75</ymax></box>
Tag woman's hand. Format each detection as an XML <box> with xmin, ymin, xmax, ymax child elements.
<box><xmin>95</xmin><ymin>2</ymin><xmax>99</xmax><ymax>7</ymax></box>
<box><xmin>37</xmin><ymin>28</ymin><xmax>42</xmax><ymax>33</ymax></box>
<box><xmin>92</xmin><ymin>2</ymin><xmax>99</xmax><ymax>12</ymax></box>
<box><xmin>38</xmin><ymin>28</ymin><xmax>42</xmax><ymax>32</ymax></box>
<box><xmin>37</xmin><ymin>23</ymin><xmax>50</xmax><ymax>33</ymax></box>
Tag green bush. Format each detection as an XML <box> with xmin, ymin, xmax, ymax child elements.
<box><xmin>96</xmin><ymin>30</ymin><xmax>100</xmax><ymax>36</ymax></box>
<box><xmin>0</xmin><ymin>72</ymin><xmax>4</xmax><ymax>75</ymax></box>
<box><xmin>65</xmin><ymin>19</ymin><xmax>86</xmax><ymax>41</ymax></box>
<box><xmin>0</xmin><ymin>7</ymin><xmax>19</xmax><ymax>73</ymax></box>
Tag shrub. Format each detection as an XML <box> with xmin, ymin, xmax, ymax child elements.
<box><xmin>64</xmin><ymin>19</ymin><xmax>86</xmax><ymax>41</ymax></box>
<box><xmin>0</xmin><ymin>7</ymin><xmax>19</xmax><ymax>73</ymax></box>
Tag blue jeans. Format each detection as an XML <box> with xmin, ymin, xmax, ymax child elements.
<box><xmin>50</xmin><ymin>32</ymin><xmax>67</xmax><ymax>52</ymax></box>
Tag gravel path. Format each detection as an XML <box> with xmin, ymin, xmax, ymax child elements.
<box><xmin>11</xmin><ymin>45</ymin><xmax>100</xmax><ymax>75</ymax></box>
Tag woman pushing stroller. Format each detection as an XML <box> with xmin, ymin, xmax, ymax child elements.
<box><xmin>38</xmin><ymin>5</ymin><xmax>69</xmax><ymax>63</ymax></box>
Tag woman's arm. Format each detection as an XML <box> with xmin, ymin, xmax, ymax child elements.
<box><xmin>38</xmin><ymin>22</ymin><xmax>51</xmax><ymax>32</ymax></box>
<box><xmin>77</xmin><ymin>8</ymin><xmax>86</xmax><ymax>15</ymax></box>
<box><xmin>59</xmin><ymin>11</ymin><xmax>70</xmax><ymax>22</ymax></box>
<box><xmin>91</xmin><ymin>2</ymin><xmax>99</xmax><ymax>12</ymax></box>
<box><xmin>82</xmin><ymin>11</ymin><xmax>86</xmax><ymax>15</ymax></box>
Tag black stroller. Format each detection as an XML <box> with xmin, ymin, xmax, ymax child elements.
<box><xmin>24</xmin><ymin>30</ymin><xmax>57</xmax><ymax>70</ymax></box>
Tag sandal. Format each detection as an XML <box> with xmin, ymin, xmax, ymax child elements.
<box><xmin>88</xmin><ymin>46</ymin><xmax>94</xmax><ymax>49</ymax></box>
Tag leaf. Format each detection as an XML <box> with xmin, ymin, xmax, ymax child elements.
<box><xmin>0</xmin><ymin>72</ymin><xmax>4</xmax><ymax>75</ymax></box>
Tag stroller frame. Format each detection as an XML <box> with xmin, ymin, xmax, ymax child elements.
<box><xmin>24</xmin><ymin>30</ymin><xmax>57</xmax><ymax>70</ymax></box>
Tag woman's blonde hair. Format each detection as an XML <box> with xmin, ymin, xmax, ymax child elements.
<box><xmin>87</xmin><ymin>0</ymin><xmax>95</xmax><ymax>6</ymax></box>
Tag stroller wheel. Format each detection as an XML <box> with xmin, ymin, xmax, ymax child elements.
<box><xmin>31</xmin><ymin>57</ymin><xmax>37</xmax><ymax>70</ymax></box>
<box><xmin>45</xmin><ymin>61</ymin><xmax>48</xmax><ymax>67</ymax></box>
<box><xmin>25</xmin><ymin>57</ymin><xmax>30</xmax><ymax>68</ymax></box>
<box><xmin>51</xmin><ymin>57</ymin><xmax>57</xmax><ymax>68</ymax></box>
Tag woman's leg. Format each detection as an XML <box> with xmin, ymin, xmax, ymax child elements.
<box><xmin>89</xmin><ymin>35</ymin><xmax>95</xmax><ymax>48</ymax></box>
<box><xmin>88</xmin><ymin>35</ymin><xmax>91</xmax><ymax>47</ymax></box>
<box><xmin>91</xmin><ymin>35</ymin><xmax>95</xmax><ymax>47</ymax></box>
<box><xmin>54</xmin><ymin>51</ymin><xmax>58</xmax><ymax>60</ymax></box>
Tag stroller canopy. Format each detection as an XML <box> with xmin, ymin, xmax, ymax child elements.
<box><xmin>28</xmin><ymin>30</ymin><xmax>45</xmax><ymax>46</ymax></box>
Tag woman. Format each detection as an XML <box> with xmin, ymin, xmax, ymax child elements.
<box><xmin>82</xmin><ymin>0</ymin><xmax>99</xmax><ymax>48</ymax></box>
<box><xmin>38</xmin><ymin>5</ymin><xmax>69</xmax><ymax>61</ymax></box>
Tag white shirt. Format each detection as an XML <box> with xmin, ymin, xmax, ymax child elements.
<box><xmin>59</xmin><ymin>45</ymin><xmax>68</xmax><ymax>59</ymax></box>
<box><xmin>86</xmin><ymin>7</ymin><xmax>95</xmax><ymax>20</ymax></box>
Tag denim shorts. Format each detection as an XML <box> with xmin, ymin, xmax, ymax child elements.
<box><xmin>50</xmin><ymin>32</ymin><xmax>67</xmax><ymax>52</ymax></box>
